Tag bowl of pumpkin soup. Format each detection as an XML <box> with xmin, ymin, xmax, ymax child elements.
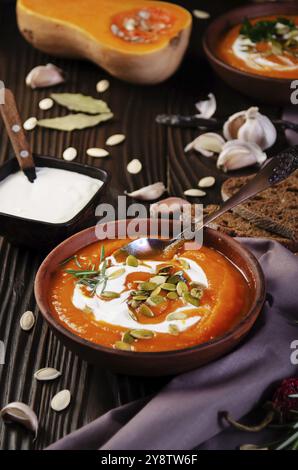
<box><xmin>35</xmin><ymin>219</ymin><xmax>265</xmax><ymax>376</ymax></box>
<box><xmin>203</xmin><ymin>3</ymin><xmax>298</xmax><ymax>103</ymax></box>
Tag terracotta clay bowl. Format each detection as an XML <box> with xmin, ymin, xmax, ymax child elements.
<box><xmin>35</xmin><ymin>219</ymin><xmax>265</xmax><ymax>376</ymax></box>
<box><xmin>203</xmin><ymin>2</ymin><xmax>298</xmax><ymax>104</ymax></box>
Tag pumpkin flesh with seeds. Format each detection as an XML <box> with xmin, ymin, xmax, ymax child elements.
<box><xmin>17</xmin><ymin>0</ymin><xmax>192</xmax><ymax>84</ymax></box>
<box><xmin>49</xmin><ymin>238</ymin><xmax>251</xmax><ymax>352</ymax></box>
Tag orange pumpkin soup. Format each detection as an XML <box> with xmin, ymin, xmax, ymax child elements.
<box><xmin>49</xmin><ymin>238</ymin><xmax>252</xmax><ymax>352</ymax></box>
<box><xmin>217</xmin><ymin>15</ymin><xmax>298</xmax><ymax>79</ymax></box>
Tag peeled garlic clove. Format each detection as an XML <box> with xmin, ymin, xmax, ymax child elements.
<box><xmin>223</xmin><ymin>107</ymin><xmax>276</xmax><ymax>150</ymax></box>
<box><xmin>1</xmin><ymin>402</ymin><xmax>38</xmax><ymax>437</ymax></box>
<box><xmin>26</xmin><ymin>63</ymin><xmax>65</xmax><ymax>89</ymax></box>
<box><xmin>150</xmin><ymin>197</ymin><xmax>190</xmax><ymax>218</ymax></box>
<box><xmin>125</xmin><ymin>182</ymin><xmax>166</xmax><ymax>201</ymax></box>
<box><xmin>217</xmin><ymin>140</ymin><xmax>267</xmax><ymax>172</ymax></box>
<box><xmin>195</xmin><ymin>93</ymin><xmax>216</xmax><ymax>118</ymax></box>
<box><xmin>185</xmin><ymin>132</ymin><xmax>225</xmax><ymax>156</ymax></box>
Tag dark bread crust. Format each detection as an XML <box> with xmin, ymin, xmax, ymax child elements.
<box><xmin>221</xmin><ymin>171</ymin><xmax>298</xmax><ymax>241</ymax></box>
<box><xmin>202</xmin><ymin>205</ymin><xmax>298</xmax><ymax>253</ymax></box>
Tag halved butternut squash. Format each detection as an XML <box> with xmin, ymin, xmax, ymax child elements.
<box><xmin>17</xmin><ymin>0</ymin><xmax>192</xmax><ymax>84</ymax></box>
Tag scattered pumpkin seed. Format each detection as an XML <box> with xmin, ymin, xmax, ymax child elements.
<box><xmin>150</xmin><ymin>275</ymin><xmax>167</xmax><ymax>285</ymax></box>
<box><xmin>100</xmin><ymin>291</ymin><xmax>120</xmax><ymax>299</ymax></box>
<box><xmin>168</xmin><ymin>324</ymin><xmax>180</xmax><ymax>335</ymax></box>
<box><xmin>115</xmin><ymin>340</ymin><xmax>132</xmax><ymax>351</ymax></box>
<box><xmin>51</xmin><ymin>389</ymin><xmax>71</xmax><ymax>412</ymax></box>
<box><xmin>37</xmin><ymin>112</ymin><xmax>113</xmax><ymax>131</ymax></box>
<box><xmin>51</xmin><ymin>93</ymin><xmax>111</xmax><ymax>114</ymax></box>
<box><xmin>130</xmin><ymin>329</ymin><xmax>154</xmax><ymax>339</ymax></box>
<box><xmin>198</xmin><ymin>176</ymin><xmax>215</xmax><ymax>188</ymax></box>
<box><xmin>0</xmin><ymin>402</ymin><xmax>38</xmax><ymax>437</ymax></box>
<box><xmin>138</xmin><ymin>282</ymin><xmax>157</xmax><ymax>291</ymax></box>
<box><xmin>34</xmin><ymin>367</ymin><xmax>62</xmax><ymax>381</ymax></box>
<box><xmin>139</xmin><ymin>304</ymin><xmax>154</xmax><ymax>318</ymax></box>
<box><xmin>127</xmin><ymin>159</ymin><xmax>142</xmax><ymax>174</ymax></box>
<box><xmin>160</xmin><ymin>282</ymin><xmax>176</xmax><ymax>291</ymax></box>
<box><xmin>106</xmin><ymin>133</ymin><xmax>126</xmax><ymax>146</ymax></box>
<box><xmin>107</xmin><ymin>268</ymin><xmax>125</xmax><ymax>280</ymax></box>
<box><xmin>177</xmin><ymin>281</ymin><xmax>188</xmax><ymax>296</ymax></box>
<box><xmin>192</xmin><ymin>9</ymin><xmax>210</xmax><ymax>19</ymax></box>
<box><xmin>126</xmin><ymin>255</ymin><xmax>138</xmax><ymax>267</ymax></box>
<box><xmin>20</xmin><ymin>310</ymin><xmax>35</xmax><ymax>331</ymax></box>
<box><xmin>86</xmin><ymin>147</ymin><xmax>109</xmax><ymax>158</ymax></box>
<box><xmin>166</xmin><ymin>312</ymin><xmax>187</xmax><ymax>321</ymax></box>
<box><xmin>39</xmin><ymin>97</ymin><xmax>54</xmax><ymax>110</ymax></box>
<box><xmin>62</xmin><ymin>146</ymin><xmax>77</xmax><ymax>161</ymax></box>
<box><xmin>96</xmin><ymin>79</ymin><xmax>110</xmax><ymax>93</ymax></box>
<box><xmin>184</xmin><ymin>189</ymin><xmax>206</xmax><ymax>197</ymax></box>
<box><xmin>183</xmin><ymin>292</ymin><xmax>200</xmax><ymax>307</ymax></box>
<box><xmin>23</xmin><ymin>116</ymin><xmax>37</xmax><ymax>131</ymax></box>
<box><xmin>167</xmin><ymin>292</ymin><xmax>178</xmax><ymax>300</ymax></box>
<box><xmin>190</xmin><ymin>288</ymin><xmax>203</xmax><ymax>299</ymax></box>
<box><xmin>122</xmin><ymin>331</ymin><xmax>135</xmax><ymax>344</ymax></box>
<box><xmin>150</xmin><ymin>286</ymin><xmax>162</xmax><ymax>296</ymax></box>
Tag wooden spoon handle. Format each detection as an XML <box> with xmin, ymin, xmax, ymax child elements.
<box><xmin>0</xmin><ymin>88</ymin><xmax>34</xmax><ymax>171</ymax></box>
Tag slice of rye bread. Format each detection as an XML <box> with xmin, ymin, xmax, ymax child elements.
<box><xmin>221</xmin><ymin>171</ymin><xmax>298</xmax><ymax>241</ymax></box>
<box><xmin>202</xmin><ymin>205</ymin><xmax>298</xmax><ymax>252</ymax></box>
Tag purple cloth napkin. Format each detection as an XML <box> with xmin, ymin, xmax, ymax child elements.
<box><xmin>48</xmin><ymin>239</ymin><xmax>298</xmax><ymax>450</ymax></box>
<box><xmin>283</xmin><ymin>106</ymin><xmax>298</xmax><ymax>145</ymax></box>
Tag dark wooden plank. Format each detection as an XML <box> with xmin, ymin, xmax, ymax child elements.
<box><xmin>0</xmin><ymin>0</ymin><xmax>286</xmax><ymax>449</ymax></box>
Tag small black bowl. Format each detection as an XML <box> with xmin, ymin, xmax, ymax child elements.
<box><xmin>0</xmin><ymin>155</ymin><xmax>109</xmax><ymax>250</ymax></box>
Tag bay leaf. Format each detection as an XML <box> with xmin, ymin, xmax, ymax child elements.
<box><xmin>37</xmin><ymin>112</ymin><xmax>113</xmax><ymax>131</ymax></box>
<box><xmin>51</xmin><ymin>93</ymin><xmax>111</xmax><ymax>114</ymax></box>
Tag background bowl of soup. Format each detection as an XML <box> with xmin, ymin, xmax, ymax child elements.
<box><xmin>203</xmin><ymin>2</ymin><xmax>298</xmax><ymax>104</ymax></box>
<box><xmin>35</xmin><ymin>219</ymin><xmax>265</xmax><ymax>376</ymax></box>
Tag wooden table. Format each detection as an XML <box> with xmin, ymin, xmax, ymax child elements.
<box><xmin>0</xmin><ymin>0</ymin><xmax>286</xmax><ymax>449</ymax></box>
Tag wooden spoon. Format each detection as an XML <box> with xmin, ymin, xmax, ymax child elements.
<box><xmin>0</xmin><ymin>88</ymin><xmax>36</xmax><ymax>182</ymax></box>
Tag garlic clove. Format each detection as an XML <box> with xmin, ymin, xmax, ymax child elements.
<box><xmin>223</xmin><ymin>107</ymin><xmax>276</xmax><ymax>150</ymax></box>
<box><xmin>1</xmin><ymin>402</ymin><xmax>38</xmax><ymax>438</ymax></box>
<box><xmin>185</xmin><ymin>132</ymin><xmax>225</xmax><ymax>157</ymax></box>
<box><xmin>195</xmin><ymin>93</ymin><xmax>216</xmax><ymax>119</ymax></box>
<box><xmin>25</xmin><ymin>64</ymin><xmax>65</xmax><ymax>89</ymax></box>
<box><xmin>150</xmin><ymin>197</ymin><xmax>190</xmax><ymax>218</ymax></box>
<box><xmin>125</xmin><ymin>182</ymin><xmax>166</xmax><ymax>201</ymax></box>
<box><xmin>217</xmin><ymin>140</ymin><xmax>266</xmax><ymax>172</ymax></box>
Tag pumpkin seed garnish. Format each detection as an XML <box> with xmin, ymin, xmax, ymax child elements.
<box><xmin>132</xmin><ymin>295</ymin><xmax>149</xmax><ymax>301</ymax></box>
<box><xmin>126</xmin><ymin>255</ymin><xmax>138</xmax><ymax>267</ymax></box>
<box><xmin>20</xmin><ymin>311</ymin><xmax>35</xmax><ymax>331</ymax></box>
<box><xmin>176</xmin><ymin>281</ymin><xmax>188</xmax><ymax>296</ymax></box>
<box><xmin>122</xmin><ymin>331</ymin><xmax>135</xmax><ymax>344</ymax></box>
<box><xmin>51</xmin><ymin>93</ymin><xmax>111</xmax><ymax>114</ymax></box>
<box><xmin>107</xmin><ymin>268</ymin><xmax>125</xmax><ymax>280</ymax></box>
<box><xmin>160</xmin><ymin>282</ymin><xmax>176</xmax><ymax>291</ymax></box>
<box><xmin>130</xmin><ymin>329</ymin><xmax>154</xmax><ymax>339</ymax></box>
<box><xmin>139</xmin><ymin>304</ymin><xmax>154</xmax><ymax>318</ymax></box>
<box><xmin>166</xmin><ymin>312</ymin><xmax>187</xmax><ymax>321</ymax></box>
<box><xmin>190</xmin><ymin>288</ymin><xmax>203</xmax><ymax>299</ymax></box>
<box><xmin>37</xmin><ymin>112</ymin><xmax>113</xmax><ymax>131</ymax></box>
<box><xmin>167</xmin><ymin>292</ymin><xmax>178</xmax><ymax>300</ymax></box>
<box><xmin>138</xmin><ymin>282</ymin><xmax>157</xmax><ymax>291</ymax></box>
<box><xmin>157</xmin><ymin>264</ymin><xmax>173</xmax><ymax>275</ymax></box>
<box><xmin>151</xmin><ymin>286</ymin><xmax>161</xmax><ymax>296</ymax></box>
<box><xmin>149</xmin><ymin>275</ymin><xmax>167</xmax><ymax>285</ymax></box>
<box><xmin>34</xmin><ymin>367</ymin><xmax>61</xmax><ymax>381</ymax></box>
<box><xmin>146</xmin><ymin>295</ymin><xmax>165</xmax><ymax>306</ymax></box>
<box><xmin>100</xmin><ymin>291</ymin><xmax>120</xmax><ymax>299</ymax></box>
<box><xmin>167</xmin><ymin>274</ymin><xmax>182</xmax><ymax>285</ymax></box>
<box><xmin>127</xmin><ymin>307</ymin><xmax>138</xmax><ymax>321</ymax></box>
<box><xmin>168</xmin><ymin>324</ymin><xmax>180</xmax><ymax>335</ymax></box>
<box><xmin>183</xmin><ymin>292</ymin><xmax>200</xmax><ymax>307</ymax></box>
<box><xmin>115</xmin><ymin>341</ymin><xmax>133</xmax><ymax>351</ymax></box>
<box><xmin>51</xmin><ymin>389</ymin><xmax>71</xmax><ymax>412</ymax></box>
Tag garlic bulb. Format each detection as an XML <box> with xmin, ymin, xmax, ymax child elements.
<box><xmin>223</xmin><ymin>107</ymin><xmax>276</xmax><ymax>150</ymax></box>
<box><xmin>185</xmin><ymin>132</ymin><xmax>225</xmax><ymax>156</ymax></box>
<box><xmin>217</xmin><ymin>140</ymin><xmax>267</xmax><ymax>172</ymax></box>
<box><xmin>195</xmin><ymin>93</ymin><xmax>216</xmax><ymax>118</ymax></box>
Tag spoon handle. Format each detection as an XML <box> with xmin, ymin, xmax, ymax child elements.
<box><xmin>0</xmin><ymin>88</ymin><xmax>36</xmax><ymax>182</ymax></box>
<box><xmin>174</xmin><ymin>145</ymin><xmax>298</xmax><ymax>242</ymax></box>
